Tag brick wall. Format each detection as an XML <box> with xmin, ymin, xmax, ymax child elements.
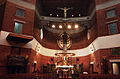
<box><xmin>0</xmin><ymin>45</ymin><xmax>11</xmax><ymax>75</ymax></box>
<box><xmin>22</xmin><ymin>0</ymin><xmax>36</xmax><ymax>4</ymax></box>
<box><xmin>0</xmin><ymin>3</ymin><xmax>5</xmax><ymax>30</ymax></box>
<box><xmin>2</xmin><ymin>1</ymin><xmax>35</xmax><ymax>36</ymax></box>
<box><xmin>76</xmin><ymin>55</ymin><xmax>91</xmax><ymax>72</ymax></box>
<box><xmin>96</xmin><ymin>3</ymin><xmax>120</xmax><ymax>36</ymax></box>
<box><xmin>89</xmin><ymin>48</ymin><xmax>120</xmax><ymax>74</ymax></box>
<box><xmin>96</xmin><ymin>0</ymin><xmax>113</xmax><ymax>5</ymax></box>
<box><xmin>30</xmin><ymin>49</ymin><xmax>52</xmax><ymax>72</ymax></box>
<box><xmin>75</xmin><ymin>48</ymin><xmax>120</xmax><ymax>74</ymax></box>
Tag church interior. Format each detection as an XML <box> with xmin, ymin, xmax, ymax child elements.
<box><xmin>0</xmin><ymin>0</ymin><xmax>120</xmax><ymax>79</ymax></box>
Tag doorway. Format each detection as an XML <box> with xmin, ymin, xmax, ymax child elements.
<box><xmin>112</xmin><ymin>62</ymin><xmax>120</xmax><ymax>75</ymax></box>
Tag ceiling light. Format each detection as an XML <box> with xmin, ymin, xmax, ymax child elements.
<box><xmin>50</xmin><ymin>14</ymin><xmax>52</xmax><ymax>16</ymax></box>
<box><xmin>52</xmin><ymin>25</ymin><xmax>55</xmax><ymax>28</ymax></box>
<box><xmin>34</xmin><ymin>61</ymin><xmax>37</xmax><ymax>64</ymax></box>
<box><xmin>75</xmin><ymin>24</ymin><xmax>79</xmax><ymax>29</ymax></box>
<box><xmin>36</xmin><ymin>52</ymin><xmax>39</xmax><ymax>55</ymax></box>
<box><xmin>67</xmin><ymin>25</ymin><xmax>71</xmax><ymax>29</ymax></box>
<box><xmin>59</xmin><ymin>25</ymin><xmax>62</xmax><ymax>29</ymax></box>
<box><xmin>90</xmin><ymin>62</ymin><xmax>94</xmax><ymax>64</ymax></box>
<box><xmin>57</xmin><ymin>14</ymin><xmax>59</xmax><ymax>17</ymax></box>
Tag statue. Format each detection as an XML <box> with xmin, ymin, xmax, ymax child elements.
<box><xmin>57</xmin><ymin>7</ymin><xmax>73</xmax><ymax>18</ymax></box>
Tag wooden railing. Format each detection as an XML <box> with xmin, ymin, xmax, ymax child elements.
<box><xmin>0</xmin><ymin>74</ymin><xmax>120</xmax><ymax>79</ymax></box>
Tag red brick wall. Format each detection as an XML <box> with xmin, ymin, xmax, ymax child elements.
<box><xmin>0</xmin><ymin>45</ymin><xmax>33</xmax><ymax>74</ymax></box>
<box><xmin>96</xmin><ymin>0</ymin><xmax>112</xmax><ymax>5</ymax></box>
<box><xmin>74</xmin><ymin>48</ymin><xmax>120</xmax><ymax>74</ymax></box>
<box><xmin>89</xmin><ymin>48</ymin><xmax>117</xmax><ymax>74</ymax></box>
<box><xmin>96</xmin><ymin>9</ymin><xmax>108</xmax><ymax>36</ymax></box>
<box><xmin>30</xmin><ymin>49</ymin><xmax>52</xmax><ymax>72</ymax></box>
<box><xmin>0</xmin><ymin>3</ymin><xmax>5</xmax><ymax>30</ymax></box>
<box><xmin>96</xmin><ymin>4</ymin><xmax>120</xmax><ymax>36</ymax></box>
<box><xmin>0</xmin><ymin>43</ymin><xmax>53</xmax><ymax>74</ymax></box>
<box><xmin>22</xmin><ymin>0</ymin><xmax>36</xmax><ymax>4</ymax></box>
<box><xmin>76</xmin><ymin>55</ymin><xmax>91</xmax><ymax>72</ymax></box>
<box><xmin>0</xmin><ymin>45</ymin><xmax>11</xmax><ymax>75</ymax></box>
<box><xmin>2</xmin><ymin>1</ymin><xmax>35</xmax><ymax>36</ymax></box>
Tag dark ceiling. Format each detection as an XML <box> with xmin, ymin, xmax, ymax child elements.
<box><xmin>37</xmin><ymin>0</ymin><xmax>91</xmax><ymax>17</ymax></box>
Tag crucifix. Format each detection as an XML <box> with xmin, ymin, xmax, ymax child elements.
<box><xmin>57</xmin><ymin>7</ymin><xmax>73</xmax><ymax>18</ymax></box>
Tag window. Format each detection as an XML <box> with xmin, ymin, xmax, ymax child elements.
<box><xmin>108</xmin><ymin>22</ymin><xmax>118</xmax><ymax>34</ymax></box>
<box><xmin>16</xmin><ymin>8</ymin><xmax>25</xmax><ymax>17</ymax></box>
<box><xmin>106</xmin><ymin>9</ymin><xmax>116</xmax><ymax>18</ymax></box>
<box><xmin>111</xmin><ymin>48</ymin><xmax>120</xmax><ymax>55</ymax></box>
<box><xmin>14</xmin><ymin>22</ymin><xmax>23</xmax><ymax>34</ymax></box>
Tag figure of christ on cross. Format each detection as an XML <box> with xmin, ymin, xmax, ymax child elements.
<box><xmin>57</xmin><ymin>7</ymin><xmax>73</xmax><ymax>18</ymax></box>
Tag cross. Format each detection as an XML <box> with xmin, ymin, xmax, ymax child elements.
<box><xmin>58</xmin><ymin>7</ymin><xmax>73</xmax><ymax>18</ymax></box>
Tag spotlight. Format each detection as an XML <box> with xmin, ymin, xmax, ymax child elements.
<box><xmin>59</xmin><ymin>25</ymin><xmax>63</xmax><ymax>29</ymax></box>
<box><xmin>67</xmin><ymin>25</ymin><xmax>71</xmax><ymax>29</ymax></box>
<box><xmin>75</xmin><ymin>24</ymin><xmax>79</xmax><ymax>29</ymax></box>
<box><xmin>52</xmin><ymin>25</ymin><xmax>55</xmax><ymax>28</ymax></box>
<box><xmin>50</xmin><ymin>14</ymin><xmax>52</xmax><ymax>16</ymax></box>
<box><xmin>57</xmin><ymin>14</ymin><xmax>59</xmax><ymax>17</ymax></box>
<box><xmin>36</xmin><ymin>53</ymin><xmax>39</xmax><ymax>55</ymax></box>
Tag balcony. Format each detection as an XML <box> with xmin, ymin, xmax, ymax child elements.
<box><xmin>6</xmin><ymin>33</ymin><xmax>33</xmax><ymax>43</ymax></box>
